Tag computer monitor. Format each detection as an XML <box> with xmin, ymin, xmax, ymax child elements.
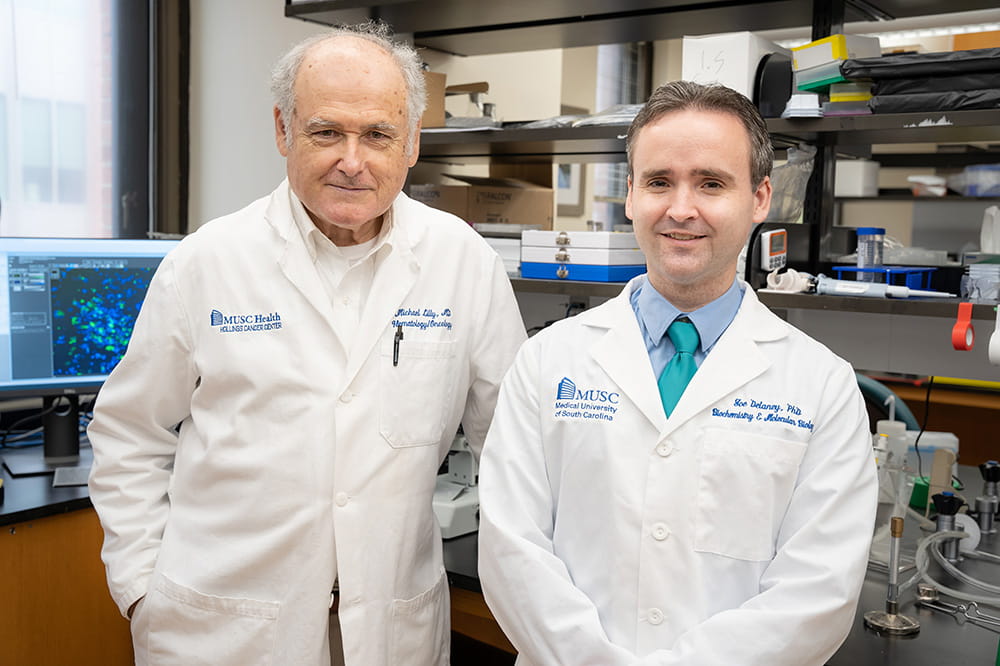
<box><xmin>0</xmin><ymin>236</ymin><xmax>180</xmax><ymax>473</ymax></box>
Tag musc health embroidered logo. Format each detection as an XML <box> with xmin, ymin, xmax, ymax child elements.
<box><xmin>211</xmin><ymin>309</ymin><xmax>283</xmax><ymax>334</ymax></box>
<box><xmin>553</xmin><ymin>376</ymin><xmax>620</xmax><ymax>422</ymax></box>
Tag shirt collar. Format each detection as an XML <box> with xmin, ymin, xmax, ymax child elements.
<box><xmin>633</xmin><ymin>275</ymin><xmax>744</xmax><ymax>352</ymax></box>
<box><xmin>288</xmin><ymin>189</ymin><xmax>395</xmax><ymax>262</ymax></box>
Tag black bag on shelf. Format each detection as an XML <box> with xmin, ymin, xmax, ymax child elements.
<box><xmin>873</xmin><ymin>72</ymin><xmax>1000</xmax><ymax>95</ymax></box>
<box><xmin>869</xmin><ymin>89</ymin><xmax>1000</xmax><ymax>113</ymax></box>
<box><xmin>842</xmin><ymin>47</ymin><xmax>1000</xmax><ymax>79</ymax></box>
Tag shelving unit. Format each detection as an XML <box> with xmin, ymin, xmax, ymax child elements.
<box><xmin>416</xmin><ymin>110</ymin><xmax>1000</xmax><ymax>166</ymax></box>
<box><xmin>287</xmin><ymin>0</ymin><xmax>1000</xmax><ymax>380</ymax></box>
<box><xmin>284</xmin><ymin>0</ymin><xmax>998</xmax><ymax>56</ymax></box>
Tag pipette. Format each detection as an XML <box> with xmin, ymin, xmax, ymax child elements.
<box><xmin>815</xmin><ymin>274</ymin><xmax>956</xmax><ymax>299</ymax></box>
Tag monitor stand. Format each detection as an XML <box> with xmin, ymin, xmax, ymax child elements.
<box><xmin>1</xmin><ymin>395</ymin><xmax>83</xmax><ymax>477</ymax></box>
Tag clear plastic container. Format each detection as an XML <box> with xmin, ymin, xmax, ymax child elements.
<box><xmin>856</xmin><ymin>227</ymin><xmax>885</xmax><ymax>283</ymax></box>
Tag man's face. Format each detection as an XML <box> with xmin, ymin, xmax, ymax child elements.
<box><xmin>626</xmin><ymin>109</ymin><xmax>771</xmax><ymax>310</ymax></box>
<box><xmin>274</xmin><ymin>37</ymin><xmax>419</xmax><ymax>245</ymax></box>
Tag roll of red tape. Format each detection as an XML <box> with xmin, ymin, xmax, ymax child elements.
<box><xmin>952</xmin><ymin>302</ymin><xmax>975</xmax><ymax>351</ymax></box>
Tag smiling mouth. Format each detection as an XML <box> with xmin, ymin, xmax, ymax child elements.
<box><xmin>327</xmin><ymin>183</ymin><xmax>371</xmax><ymax>192</ymax></box>
<box><xmin>664</xmin><ymin>232</ymin><xmax>705</xmax><ymax>240</ymax></box>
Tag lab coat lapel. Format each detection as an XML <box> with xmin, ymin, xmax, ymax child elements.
<box><xmin>344</xmin><ymin>196</ymin><xmax>421</xmax><ymax>382</ymax></box>
<box><xmin>346</xmin><ymin>244</ymin><xmax>417</xmax><ymax>382</ymax></box>
<box><xmin>666</xmin><ymin>288</ymin><xmax>786</xmax><ymax>428</ymax></box>
<box><xmin>589</xmin><ymin>282</ymin><xmax>668</xmax><ymax>432</ymax></box>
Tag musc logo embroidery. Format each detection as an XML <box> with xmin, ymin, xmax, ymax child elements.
<box><xmin>210</xmin><ymin>309</ymin><xmax>283</xmax><ymax>334</ymax></box>
<box><xmin>554</xmin><ymin>377</ymin><xmax>620</xmax><ymax>422</ymax></box>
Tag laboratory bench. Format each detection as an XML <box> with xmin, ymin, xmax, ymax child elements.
<box><xmin>441</xmin><ymin>488</ymin><xmax>1000</xmax><ymax>665</ymax></box>
<box><xmin>5</xmin><ymin>452</ymin><xmax>1000</xmax><ymax>664</ymax></box>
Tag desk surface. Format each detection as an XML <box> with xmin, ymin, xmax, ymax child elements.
<box><xmin>1</xmin><ymin>444</ymin><xmax>92</xmax><ymax>526</ymax></box>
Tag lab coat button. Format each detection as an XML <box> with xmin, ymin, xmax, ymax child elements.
<box><xmin>335</xmin><ymin>492</ymin><xmax>349</xmax><ymax>506</ymax></box>
<box><xmin>655</xmin><ymin>443</ymin><xmax>671</xmax><ymax>457</ymax></box>
<box><xmin>340</xmin><ymin>392</ymin><xmax>354</xmax><ymax>404</ymax></box>
<box><xmin>342</xmin><ymin>296</ymin><xmax>351</xmax><ymax>305</ymax></box>
<box><xmin>647</xmin><ymin>608</ymin><xmax>664</xmax><ymax>625</ymax></box>
<box><xmin>651</xmin><ymin>523</ymin><xmax>670</xmax><ymax>541</ymax></box>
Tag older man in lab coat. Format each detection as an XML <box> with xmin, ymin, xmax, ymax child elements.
<box><xmin>478</xmin><ymin>81</ymin><xmax>877</xmax><ymax>665</ymax></box>
<box><xmin>88</xmin><ymin>22</ymin><xmax>525</xmax><ymax>665</ymax></box>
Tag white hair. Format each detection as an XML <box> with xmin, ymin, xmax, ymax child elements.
<box><xmin>270</xmin><ymin>20</ymin><xmax>426</xmax><ymax>155</ymax></box>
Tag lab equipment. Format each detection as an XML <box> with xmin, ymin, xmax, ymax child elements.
<box><xmin>933</xmin><ymin>492</ymin><xmax>966</xmax><ymax>563</ymax></box>
<box><xmin>856</xmin><ymin>227</ymin><xmax>885</xmax><ymax>283</ymax></box>
<box><xmin>759</xmin><ymin>229</ymin><xmax>787</xmax><ymax>271</ymax></box>
<box><xmin>762</xmin><ymin>268</ymin><xmax>957</xmax><ymax>299</ymax></box>
<box><xmin>864</xmin><ymin>516</ymin><xmax>921</xmax><ymax>635</ymax></box>
<box><xmin>814</xmin><ymin>274</ymin><xmax>956</xmax><ymax>299</ymax></box>
<box><xmin>916</xmin><ymin>585</ymin><xmax>1000</xmax><ymax>633</ymax></box>
<box><xmin>432</xmin><ymin>433</ymin><xmax>480</xmax><ymax>539</ymax></box>
<box><xmin>520</xmin><ymin>230</ymin><xmax>645</xmax><ymax>282</ymax></box>
<box><xmin>975</xmin><ymin>461</ymin><xmax>1000</xmax><ymax>535</ymax></box>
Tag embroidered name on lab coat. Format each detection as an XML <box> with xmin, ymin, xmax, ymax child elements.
<box><xmin>712</xmin><ymin>397</ymin><xmax>814</xmax><ymax>431</ymax></box>
<box><xmin>392</xmin><ymin>306</ymin><xmax>454</xmax><ymax>331</ymax></box>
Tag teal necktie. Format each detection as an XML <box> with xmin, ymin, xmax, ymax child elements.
<box><xmin>657</xmin><ymin>319</ymin><xmax>700</xmax><ymax>417</ymax></box>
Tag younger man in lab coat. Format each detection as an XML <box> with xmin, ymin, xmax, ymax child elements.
<box><xmin>478</xmin><ymin>80</ymin><xmax>877</xmax><ymax>665</ymax></box>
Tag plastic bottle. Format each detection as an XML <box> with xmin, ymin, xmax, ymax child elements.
<box><xmin>856</xmin><ymin>227</ymin><xmax>885</xmax><ymax>283</ymax></box>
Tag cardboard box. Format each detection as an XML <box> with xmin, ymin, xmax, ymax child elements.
<box><xmin>409</xmin><ymin>175</ymin><xmax>554</xmax><ymax>230</ymax></box>
<box><xmin>422</xmin><ymin>71</ymin><xmax>446</xmax><ymax>129</ymax></box>
<box><xmin>682</xmin><ymin>32</ymin><xmax>790</xmax><ymax>98</ymax></box>
<box><xmin>409</xmin><ymin>184</ymin><xmax>468</xmax><ymax>220</ymax></box>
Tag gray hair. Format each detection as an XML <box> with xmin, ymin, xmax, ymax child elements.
<box><xmin>270</xmin><ymin>20</ymin><xmax>427</xmax><ymax>155</ymax></box>
<box><xmin>626</xmin><ymin>80</ymin><xmax>773</xmax><ymax>188</ymax></box>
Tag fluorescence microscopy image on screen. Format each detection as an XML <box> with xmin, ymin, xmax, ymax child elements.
<box><xmin>50</xmin><ymin>267</ymin><xmax>155</xmax><ymax>376</ymax></box>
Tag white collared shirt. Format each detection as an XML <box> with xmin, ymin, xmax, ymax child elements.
<box><xmin>288</xmin><ymin>193</ymin><xmax>392</xmax><ymax>349</ymax></box>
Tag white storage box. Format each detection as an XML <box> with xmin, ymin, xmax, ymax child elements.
<box><xmin>521</xmin><ymin>246</ymin><xmax>645</xmax><ymax>265</ymax></box>
<box><xmin>521</xmin><ymin>230</ymin><xmax>639</xmax><ymax>249</ymax></box>
<box><xmin>835</xmin><ymin>159</ymin><xmax>879</xmax><ymax>197</ymax></box>
<box><xmin>520</xmin><ymin>230</ymin><xmax>645</xmax><ymax>282</ymax></box>
<box><xmin>682</xmin><ymin>32</ymin><xmax>790</xmax><ymax>98</ymax></box>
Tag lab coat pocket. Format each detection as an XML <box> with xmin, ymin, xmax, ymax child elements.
<box><xmin>380</xmin><ymin>338</ymin><xmax>457</xmax><ymax>447</ymax></box>
<box><xmin>693</xmin><ymin>428</ymin><xmax>807</xmax><ymax>561</ymax></box>
<box><xmin>389</xmin><ymin>570</ymin><xmax>449</xmax><ymax>666</ymax></box>
<box><xmin>141</xmin><ymin>573</ymin><xmax>280</xmax><ymax>665</ymax></box>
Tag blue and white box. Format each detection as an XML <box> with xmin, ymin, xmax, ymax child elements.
<box><xmin>520</xmin><ymin>230</ymin><xmax>646</xmax><ymax>282</ymax></box>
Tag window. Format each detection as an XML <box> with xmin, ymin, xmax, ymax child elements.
<box><xmin>0</xmin><ymin>94</ymin><xmax>7</xmax><ymax>202</ymax></box>
<box><xmin>0</xmin><ymin>0</ymin><xmax>169</xmax><ymax>238</ymax></box>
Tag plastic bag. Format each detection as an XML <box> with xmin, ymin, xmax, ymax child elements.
<box><xmin>764</xmin><ymin>143</ymin><xmax>816</xmax><ymax>224</ymax></box>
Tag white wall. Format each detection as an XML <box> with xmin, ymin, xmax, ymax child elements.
<box><xmin>188</xmin><ymin>3</ymin><xmax>563</xmax><ymax>228</ymax></box>
<box><xmin>188</xmin><ymin>0</ymin><xmax>338</xmax><ymax>228</ymax></box>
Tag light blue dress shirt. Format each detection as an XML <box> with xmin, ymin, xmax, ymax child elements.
<box><xmin>630</xmin><ymin>275</ymin><xmax>744</xmax><ymax>378</ymax></box>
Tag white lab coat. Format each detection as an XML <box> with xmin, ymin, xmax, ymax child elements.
<box><xmin>478</xmin><ymin>278</ymin><xmax>878</xmax><ymax>666</ymax></box>
<box><xmin>88</xmin><ymin>181</ymin><xmax>526</xmax><ymax>665</ymax></box>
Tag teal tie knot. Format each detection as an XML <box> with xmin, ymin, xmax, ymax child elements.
<box><xmin>667</xmin><ymin>318</ymin><xmax>699</xmax><ymax>355</ymax></box>
<box><xmin>658</xmin><ymin>319</ymin><xmax>700</xmax><ymax>417</ymax></box>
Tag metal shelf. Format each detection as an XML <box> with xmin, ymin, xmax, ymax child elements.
<box><xmin>419</xmin><ymin>124</ymin><xmax>629</xmax><ymax>164</ymax></box>
<box><xmin>757</xmin><ymin>291</ymin><xmax>995</xmax><ymax>320</ymax></box>
<box><xmin>510</xmin><ymin>277</ymin><xmax>625</xmax><ymax>299</ymax></box>
<box><xmin>417</xmin><ymin>110</ymin><xmax>1000</xmax><ymax>165</ymax></box>
<box><xmin>285</xmin><ymin>0</ymin><xmax>998</xmax><ymax>56</ymax></box>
